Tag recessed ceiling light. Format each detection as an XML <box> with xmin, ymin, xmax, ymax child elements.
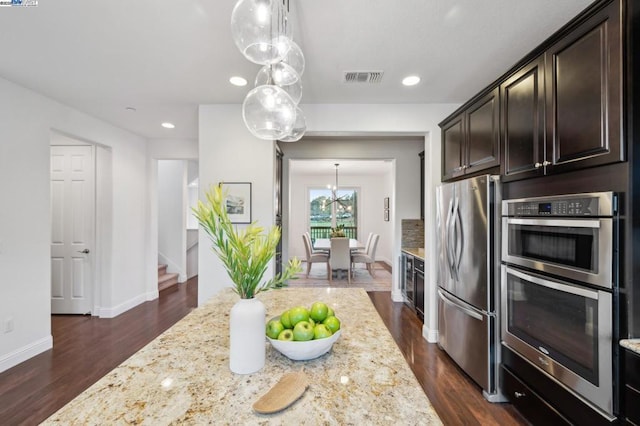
<box><xmin>161</xmin><ymin>122</ymin><xmax>175</xmax><ymax>129</ymax></box>
<box><xmin>402</xmin><ymin>75</ymin><xmax>421</xmax><ymax>86</ymax></box>
<box><xmin>229</xmin><ymin>76</ymin><xmax>248</xmax><ymax>87</ymax></box>
<box><xmin>125</xmin><ymin>106</ymin><xmax>137</xmax><ymax>112</ymax></box>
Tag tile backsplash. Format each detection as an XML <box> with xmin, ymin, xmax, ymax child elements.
<box><xmin>401</xmin><ymin>219</ymin><xmax>424</xmax><ymax>248</ymax></box>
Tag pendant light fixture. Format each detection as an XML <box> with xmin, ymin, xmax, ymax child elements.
<box><xmin>326</xmin><ymin>163</ymin><xmax>348</xmax><ymax>207</ymax></box>
<box><xmin>231</xmin><ymin>0</ymin><xmax>307</xmax><ymax>141</ymax></box>
<box><xmin>231</xmin><ymin>0</ymin><xmax>291</xmax><ymax>65</ymax></box>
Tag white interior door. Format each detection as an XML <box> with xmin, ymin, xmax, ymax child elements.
<box><xmin>50</xmin><ymin>145</ymin><xmax>95</xmax><ymax>314</ymax></box>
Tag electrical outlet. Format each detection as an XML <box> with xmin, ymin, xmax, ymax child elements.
<box><xmin>5</xmin><ymin>317</ymin><xmax>13</xmax><ymax>333</ymax></box>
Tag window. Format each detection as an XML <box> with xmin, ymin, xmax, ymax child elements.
<box><xmin>309</xmin><ymin>188</ymin><xmax>358</xmax><ymax>228</ymax></box>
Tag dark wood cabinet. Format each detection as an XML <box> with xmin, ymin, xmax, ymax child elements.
<box><xmin>419</xmin><ymin>151</ymin><xmax>424</xmax><ymax>220</ymax></box>
<box><xmin>443</xmin><ymin>0</ymin><xmax>624</xmax><ymax>184</ymax></box>
<box><xmin>441</xmin><ymin>88</ymin><xmax>500</xmax><ymax>181</ymax></box>
<box><xmin>502</xmin><ymin>366</ymin><xmax>570</xmax><ymax>425</ymax></box>
<box><xmin>623</xmin><ymin>349</ymin><xmax>640</xmax><ymax>425</ymax></box>
<box><xmin>441</xmin><ymin>114</ymin><xmax>465</xmax><ymax>180</ymax></box>
<box><xmin>501</xmin><ymin>56</ymin><xmax>546</xmax><ymax>182</ymax></box>
<box><xmin>414</xmin><ymin>258</ymin><xmax>424</xmax><ymax>322</ymax></box>
<box><xmin>544</xmin><ymin>0</ymin><xmax>624</xmax><ymax>173</ymax></box>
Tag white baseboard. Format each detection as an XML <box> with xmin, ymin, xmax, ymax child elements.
<box><xmin>145</xmin><ymin>289</ymin><xmax>159</xmax><ymax>301</ymax></box>
<box><xmin>0</xmin><ymin>335</ymin><xmax>53</xmax><ymax>374</ymax></box>
<box><xmin>96</xmin><ymin>293</ymin><xmax>148</xmax><ymax>318</ymax></box>
<box><xmin>422</xmin><ymin>324</ymin><xmax>439</xmax><ymax>343</ymax></box>
<box><xmin>391</xmin><ymin>289</ymin><xmax>404</xmax><ymax>302</ymax></box>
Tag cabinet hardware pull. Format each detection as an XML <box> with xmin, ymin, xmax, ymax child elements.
<box><xmin>538</xmin><ymin>356</ymin><xmax>550</xmax><ymax>366</ymax></box>
<box><xmin>534</xmin><ymin>162</ymin><xmax>542</xmax><ymax>168</ymax></box>
<box><xmin>514</xmin><ymin>391</ymin><xmax>526</xmax><ymax>398</ymax></box>
<box><xmin>542</xmin><ymin>160</ymin><xmax>551</xmax><ymax>166</ymax></box>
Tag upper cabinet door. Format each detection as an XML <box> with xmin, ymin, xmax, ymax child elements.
<box><xmin>442</xmin><ymin>114</ymin><xmax>465</xmax><ymax>181</ymax></box>
<box><xmin>545</xmin><ymin>0</ymin><xmax>623</xmax><ymax>172</ymax></box>
<box><xmin>440</xmin><ymin>88</ymin><xmax>500</xmax><ymax>182</ymax></box>
<box><xmin>501</xmin><ymin>56</ymin><xmax>546</xmax><ymax>182</ymax></box>
<box><xmin>466</xmin><ymin>87</ymin><xmax>500</xmax><ymax>174</ymax></box>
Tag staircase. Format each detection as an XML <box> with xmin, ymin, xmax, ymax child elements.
<box><xmin>158</xmin><ymin>264</ymin><xmax>179</xmax><ymax>292</ymax></box>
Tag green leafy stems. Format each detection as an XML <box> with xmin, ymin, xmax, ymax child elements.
<box><xmin>192</xmin><ymin>183</ymin><xmax>301</xmax><ymax>299</ymax></box>
<box><xmin>330</xmin><ymin>224</ymin><xmax>346</xmax><ymax>238</ymax></box>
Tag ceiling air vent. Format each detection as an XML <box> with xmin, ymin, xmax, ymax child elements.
<box><xmin>344</xmin><ymin>71</ymin><xmax>384</xmax><ymax>84</ymax></box>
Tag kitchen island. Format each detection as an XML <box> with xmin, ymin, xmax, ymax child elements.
<box><xmin>43</xmin><ymin>287</ymin><xmax>441</xmax><ymax>425</ymax></box>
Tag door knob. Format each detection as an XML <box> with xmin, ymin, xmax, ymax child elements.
<box><xmin>77</xmin><ymin>249</ymin><xmax>90</xmax><ymax>254</ymax></box>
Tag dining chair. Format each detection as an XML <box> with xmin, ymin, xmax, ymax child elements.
<box><xmin>305</xmin><ymin>231</ymin><xmax>329</xmax><ymax>254</ymax></box>
<box><xmin>329</xmin><ymin>237</ymin><xmax>351</xmax><ymax>284</ymax></box>
<box><xmin>302</xmin><ymin>234</ymin><xmax>330</xmax><ymax>278</ymax></box>
<box><xmin>351</xmin><ymin>232</ymin><xmax>373</xmax><ymax>255</ymax></box>
<box><xmin>351</xmin><ymin>234</ymin><xmax>380</xmax><ymax>278</ymax></box>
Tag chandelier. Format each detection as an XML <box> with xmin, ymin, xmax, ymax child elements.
<box><xmin>231</xmin><ymin>0</ymin><xmax>306</xmax><ymax>142</ymax></box>
<box><xmin>324</xmin><ymin>163</ymin><xmax>350</xmax><ymax>209</ymax></box>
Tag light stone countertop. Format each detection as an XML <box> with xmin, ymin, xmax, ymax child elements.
<box><xmin>43</xmin><ymin>287</ymin><xmax>442</xmax><ymax>425</ymax></box>
<box><xmin>402</xmin><ymin>247</ymin><xmax>425</xmax><ymax>260</ymax></box>
<box><xmin>620</xmin><ymin>339</ymin><xmax>640</xmax><ymax>355</ymax></box>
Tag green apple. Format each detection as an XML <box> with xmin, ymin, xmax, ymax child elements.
<box><xmin>310</xmin><ymin>301</ymin><xmax>329</xmax><ymax>323</ymax></box>
<box><xmin>277</xmin><ymin>329</ymin><xmax>294</xmax><ymax>341</ymax></box>
<box><xmin>288</xmin><ymin>306</ymin><xmax>310</xmax><ymax>327</ymax></box>
<box><xmin>280</xmin><ymin>310</ymin><xmax>292</xmax><ymax>329</ymax></box>
<box><xmin>266</xmin><ymin>319</ymin><xmax>285</xmax><ymax>339</ymax></box>
<box><xmin>313</xmin><ymin>323</ymin><xmax>333</xmax><ymax>340</ymax></box>
<box><xmin>292</xmin><ymin>321</ymin><xmax>314</xmax><ymax>341</ymax></box>
<box><xmin>308</xmin><ymin>317</ymin><xmax>315</xmax><ymax>328</ymax></box>
<box><xmin>323</xmin><ymin>315</ymin><xmax>341</xmax><ymax>334</ymax></box>
<box><xmin>327</xmin><ymin>307</ymin><xmax>335</xmax><ymax>318</ymax></box>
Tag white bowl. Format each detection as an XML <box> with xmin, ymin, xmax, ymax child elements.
<box><xmin>267</xmin><ymin>320</ymin><xmax>342</xmax><ymax>361</ymax></box>
<box><xmin>268</xmin><ymin>329</ymin><xmax>341</xmax><ymax>361</ymax></box>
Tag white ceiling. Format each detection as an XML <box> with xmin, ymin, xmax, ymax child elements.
<box><xmin>0</xmin><ymin>0</ymin><xmax>593</xmax><ymax>140</ymax></box>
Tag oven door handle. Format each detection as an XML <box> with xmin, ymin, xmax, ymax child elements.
<box><xmin>505</xmin><ymin>217</ymin><xmax>601</xmax><ymax>229</ymax></box>
<box><xmin>438</xmin><ymin>289</ymin><xmax>483</xmax><ymax>320</ymax></box>
<box><xmin>506</xmin><ymin>266</ymin><xmax>599</xmax><ymax>300</ymax></box>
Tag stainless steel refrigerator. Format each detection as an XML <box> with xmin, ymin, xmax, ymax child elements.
<box><xmin>436</xmin><ymin>174</ymin><xmax>503</xmax><ymax>402</ymax></box>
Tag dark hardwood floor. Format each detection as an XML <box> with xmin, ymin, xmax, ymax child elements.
<box><xmin>369</xmin><ymin>292</ymin><xmax>526</xmax><ymax>425</ymax></box>
<box><xmin>0</xmin><ymin>277</ymin><xmax>198</xmax><ymax>425</ymax></box>
<box><xmin>0</xmin><ymin>279</ymin><xmax>525</xmax><ymax>425</ymax></box>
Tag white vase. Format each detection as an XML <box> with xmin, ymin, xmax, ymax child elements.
<box><xmin>229</xmin><ymin>297</ymin><xmax>266</xmax><ymax>374</ymax></box>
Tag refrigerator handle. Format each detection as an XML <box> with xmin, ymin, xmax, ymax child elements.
<box><xmin>438</xmin><ymin>289</ymin><xmax>483</xmax><ymax>321</ymax></box>
<box><xmin>454</xmin><ymin>198</ymin><xmax>463</xmax><ymax>276</ymax></box>
<box><xmin>450</xmin><ymin>197</ymin><xmax>460</xmax><ymax>280</ymax></box>
<box><xmin>445</xmin><ymin>198</ymin><xmax>455</xmax><ymax>279</ymax></box>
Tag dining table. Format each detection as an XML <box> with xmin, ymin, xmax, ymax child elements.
<box><xmin>313</xmin><ymin>238</ymin><xmax>364</xmax><ymax>251</ymax></box>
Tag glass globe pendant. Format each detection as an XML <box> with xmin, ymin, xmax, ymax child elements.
<box><xmin>242</xmin><ymin>85</ymin><xmax>296</xmax><ymax>140</ymax></box>
<box><xmin>279</xmin><ymin>107</ymin><xmax>306</xmax><ymax>142</ymax></box>
<box><xmin>283</xmin><ymin>40</ymin><xmax>305</xmax><ymax>76</ymax></box>
<box><xmin>255</xmin><ymin>64</ymin><xmax>302</xmax><ymax>104</ymax></box>
<box><xmin>231</xmin><ymin>0</ymin><xmax>292</xmax><ymax>65</ymax></box>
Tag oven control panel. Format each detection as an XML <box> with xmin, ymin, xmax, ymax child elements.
<box><xmin>503</xmin><ymin>192</ymin><xmax>615</xmax><ymax>217</ymax></box>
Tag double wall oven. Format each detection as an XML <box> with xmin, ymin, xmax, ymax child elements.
<box><xmin>501</xmin><ymin>192</ymin><xmax>617</xmax><ymax>418</ymax></box>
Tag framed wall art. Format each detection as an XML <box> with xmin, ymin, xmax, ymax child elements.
<box><xmin>220</xmin><ymin>182</ymin><xmax>252</xmax><ymax>224</ymax></box>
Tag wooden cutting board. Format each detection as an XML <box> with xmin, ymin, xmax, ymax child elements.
<box><xmin>252</xmin><ymin>371</ymin><xmax>309</xmax><ymax>414</ymax></box>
